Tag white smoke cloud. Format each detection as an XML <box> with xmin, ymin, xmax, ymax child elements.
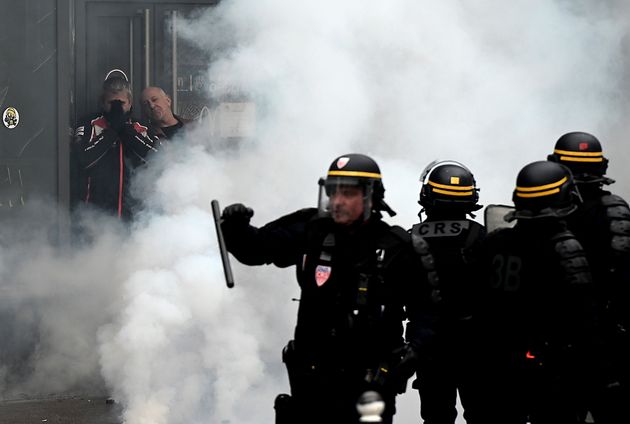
<box><xmin>1</xmin><ymin>1</ymin><xmax>629</xmax><ymax>423</ymax></box>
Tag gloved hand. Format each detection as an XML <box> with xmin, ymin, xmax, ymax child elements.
<box><xmin>119</xmin><ymin>123</ymin><xmax>140</xmax><ymax>146</ymax></box>
<box><xmin>389</xmin><ymin>344</ymin><xmax>419</xmax><ymax>394</ymax></box>
<box><xmin>222</xmin><ymin>203</ymin><xmax>254</xmax><ymax>226</ymax></box>
<box><xmin>104</xmin><ymin>100</ymin><xmax>129</xmax><ymax>133</ymax></box>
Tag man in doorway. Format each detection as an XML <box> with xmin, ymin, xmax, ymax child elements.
<box><xmin>140</xmin><ymin>86</ymin><xmax>189</xmax><ymax>140</ymax></box>
<box><xmin>73</xmin><ymin>75</ymin><xmax>160</xmax><ymax>219</ymax></box>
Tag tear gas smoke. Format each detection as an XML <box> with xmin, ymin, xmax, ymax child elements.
<box><xmin>1</xmin><ymin>1</ymin><xmax>629</xmax><ymax>423</ymax></box>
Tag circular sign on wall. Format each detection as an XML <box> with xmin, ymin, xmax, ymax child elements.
<box><xmin>3</xmin><ymin>107</ymin><xmax>19</xmax><ymax>129</ymax></box>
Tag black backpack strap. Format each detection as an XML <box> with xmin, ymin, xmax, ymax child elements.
<box><xmin>410</xmin><ymin>225</ymin><xmax>441</xmax><ymax>303</ymax></box>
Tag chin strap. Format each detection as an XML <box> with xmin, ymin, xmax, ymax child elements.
<box><xmin>379</xmin><ymin>199</ymin><xmax>396</xmax><ymax>217</ymax></box>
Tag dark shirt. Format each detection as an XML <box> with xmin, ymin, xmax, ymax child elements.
<box><xmin>152</xmin><ymin>115</ymin><xmax>188</xmax><ymax>140</ymax></box>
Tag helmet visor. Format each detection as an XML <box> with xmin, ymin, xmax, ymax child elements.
<box><xmin>318</xmin><ymin>177</ymin><xmax>374</xmax><ymax>221</ymax></box>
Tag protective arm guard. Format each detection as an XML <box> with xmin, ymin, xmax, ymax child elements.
<box><xmin>601</xmin><ymin>194</ymin><xmax>630</xmax><ymax>256</ymax></box>
<box><xmin>221</xmin><ymin>208</ymin><xmax>316</xmax><ymax>267</ymax></box>
<box><xmin>552</xmin><ymin>231</ymin><xmax>592</xmax><ymax>286</ymax></box>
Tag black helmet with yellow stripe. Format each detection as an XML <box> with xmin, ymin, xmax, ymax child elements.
<box><xmin>547</xmin><ymin>132</ymin><xmax>613</xmax><ymax>185</ymax></box>
<box><xmin>322</xmin><ymin>153</ymin><xmax>396</xmax><ymax>218</ymax></box>
<box><xmin>508</xmin><ymin>161</ymin><xmax>580</xmax><ymax>221</ymax></box>
<box><xmin>419</xmin><ymin>160</ymin><xmax>482</xmax><ymax>215</ymax></box>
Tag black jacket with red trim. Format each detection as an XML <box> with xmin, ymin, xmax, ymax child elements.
<box><xmin>73</xmin><ymin>115</ymin><xmax>161</xmax><ymax>219</ymax></box>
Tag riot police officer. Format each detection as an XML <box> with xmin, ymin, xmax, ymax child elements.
<box><xmin>479</xmin><ymin>161</ymin><xmax>597</xmax><ymax>424</ymax></box>
<box><xmin>409</xmin><ymin>161</ymin><xmax>485</xmax><ymax>424</ymax></box>
<box><xmin>220</xmin><ymin>153</ymin><xmax>437</xmax><ymax>424</ymax></box>
<box><xmin>547</xmin><ymin>132</ymin><xmax>629</xmax><ymax>423</ymax></box>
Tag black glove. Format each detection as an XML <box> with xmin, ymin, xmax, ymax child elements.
<box><xmin>222</xmin><ymin>203</ymin><xmax>254</xmax><ymax>226</ymax></box>
<box><xmin>119</xmin><ymin>123</ymin><xmax>139</xmax><ymax>146</ymax></box>
<box><xmin>388</xmin><ymin>344</ymin><xmax>419</xmax><ymax>394</ymax></box>
<box><xmin>104</xmin><ymin>100</ymin><xmax>129</xmax><ymax>133</ymax></box>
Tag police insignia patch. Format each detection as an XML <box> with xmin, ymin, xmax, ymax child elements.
<box><xmin>315</xmin><ymin>265</ymin><xmax>331</xmax><ymax>286</ymax></box>
<box><xmin>337</xmin><ymin>157</ymin><xmax>350</xmax><ymax>169</ymax></box>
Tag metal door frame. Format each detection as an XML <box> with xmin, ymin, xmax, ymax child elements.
<box><xmin>74</xmin><ymin>0</ymin><xmax>217</xmax><ymax>123</ymax></box>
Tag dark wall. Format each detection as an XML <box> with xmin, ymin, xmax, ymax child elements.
<box><xmin>0</xmin><ymin>0</ymin><xmax>71</xmax><ymax>215</ymax></box>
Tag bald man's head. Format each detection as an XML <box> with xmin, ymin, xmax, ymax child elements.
<box><xmin>141</xmin><ymin>86</ymin><xmax>177</xmax><ymax>127</ymax></box>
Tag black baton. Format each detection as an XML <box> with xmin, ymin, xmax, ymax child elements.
<box><xmin>211</xmin><ymin>199</ymin><xmax>235</xmax><ymax>288</ymax></box>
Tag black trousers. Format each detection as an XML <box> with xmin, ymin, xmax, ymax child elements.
<box><xmin>415</xmin><ymin>321</ymin><xmax>482</xmax><ymax>424</ymax></box>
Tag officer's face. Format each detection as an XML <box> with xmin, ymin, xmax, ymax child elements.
<box><xmin>329</xmin><ymin>185</ymin><xmax>367</xmax><ymax>225</ymax></box>
<box><xmin>141</xmin><ymin>87</ymin><xmax>173</xmax><ymax>124</ymax></box>
<box><xmin>103</xmin><ymin>91</ymin><xmax>132</xmax><ymax>113</ymax></box>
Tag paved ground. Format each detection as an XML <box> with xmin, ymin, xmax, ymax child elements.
<box><xmin>0</xmin><ymin>396</ymin><xmax>122</xmax><ymax>424</ymax></box>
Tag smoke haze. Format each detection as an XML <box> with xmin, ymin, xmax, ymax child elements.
<box><xmin>1</xmin><ymin>1</ymin><xmax>630</xmax><ymax>423</ymax></box>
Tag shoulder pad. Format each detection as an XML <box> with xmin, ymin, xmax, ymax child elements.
<box><xmin>601</xmin><ymin>194</ymin><xmax>629</xmax><ymax>208</ymax></box>
<box><xmin>551</xmin><ymin>231</ymin><xmax>592</xmax><ymax>285</ymax></box>
<box><xmin>410</xmin><ymin>228</ymin><xmax>437</xmax><ymax>272</ymax></box>
<box><xmin>606</xmin><ymin>205</ymin><xmax>630</xmax><ymax>220</ymax></box>
<box><xmin>372</xmin><ymin>224</ymin><xmax>410</xmax><ymax>252</ymax></box>
<box><xmin>611</xmin><ymin>234</ymin><xmax>630</xmax><ymax>254</ymax></box>
<box><xmin>600</xmin><ymin>194</ymin><xmax>630</xmax><ymax>219</ymax></box>
<box><xmin>410</xmin><ymin>225</ymin><xmax>430</xmax><ymax>255</ymax></box>
<box><xmin>389</xmin><ymin>225</ymin><xmax>411</xmax><ymax>242</ymax></box>
<box><xmin>600</xmin><ymin>196</ymin><xmax>630</xmax><ymax>254</ymax></box>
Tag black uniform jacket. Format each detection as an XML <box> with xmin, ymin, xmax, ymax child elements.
<box><xmin>480</xmin><ymin>220</ymin><xmax>597</xmax><ymax>357</ymax></box>
<box><xmin>223</xmin><ymin>208</ymin><xmax>434</xmax><ymax>377</ymax></box>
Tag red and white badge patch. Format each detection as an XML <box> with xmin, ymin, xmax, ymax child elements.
<box><xmin>336</xmin><ymin>157</ymin><xmax>350</xmax><ymax>169</ymax></box>
<box><xmin>315</xmin><ymin>265</ymin><xmax>332</xmax><ymax>286</ymax></box>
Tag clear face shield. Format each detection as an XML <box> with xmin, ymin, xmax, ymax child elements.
<box><xmin>317</xmin><ymin>177</ymin><xmax>374</xmax><ymax>222</ymax></box>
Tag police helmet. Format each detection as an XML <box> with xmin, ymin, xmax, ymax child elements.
<box><xmin>322</xmin><ymin>153</ymin><xmax>395</xmax><ymax>218</ymax></box>
<box><xmin>547</xmin><ymin>131</ymin><xmax>613</xmax><ymax>185</ymax></box>
<box><xmin>508</xmin><ymin>161</ymin><xmax>580</xmax><ymax>221</ymax></box>
<box><xmin>419</xmin><ymin>160</ymin><xmax>482</xmax><ymax>214</ymax></box>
